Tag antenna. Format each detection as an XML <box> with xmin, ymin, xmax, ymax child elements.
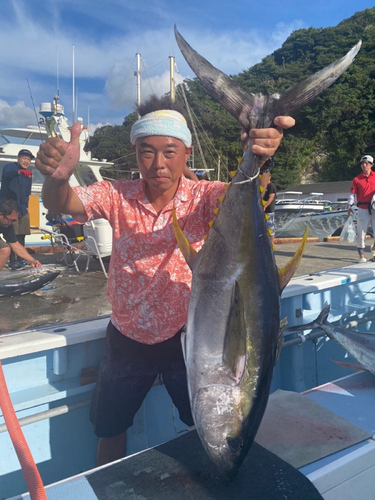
<box><xmin>26</xmin><ymin>78</ymin><xmax>44</xmax><ymax>141</ymax></box>
<box><xmin>56</xmin><ymin>46</ymin><xmax>60</xmax><ymax>98</ymax></box>
<box><xmin>87</xmin><ymin>105</ymin><xmax>90</xmax><ymax>136</ymax></box>
<box><xmin>72</xmin><ymin>45</ymin><xmax>75</xmax><ymax>124</ymax></box>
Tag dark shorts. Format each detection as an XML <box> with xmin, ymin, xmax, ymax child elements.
<box><xmin>90</xmin><ymin>322</ymin><xmax>194</xmax><ymax>437</ymax></box>
<box><xmin>0</xmin><ymin>238</ymin><xmax>10</xmax><ymax>250</ymax></box>
<box><xmin>13</xmin><ymin>213</ymin><xmax>30</xmax><ymax>235</ymax></box>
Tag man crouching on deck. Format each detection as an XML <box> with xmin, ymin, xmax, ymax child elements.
<box><xmin>35</xmin><ymin>96</ymin><xmax>294</xmax><ymax>466</ymax></box>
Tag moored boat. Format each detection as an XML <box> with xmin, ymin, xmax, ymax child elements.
<box><xmin>0</xmin><ymin>97</ymin><xmax>113</xmax><ymax>254</ymax></box>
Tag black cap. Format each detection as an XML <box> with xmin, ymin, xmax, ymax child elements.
<box><xmin>18</xmin><ymin>149</ymin><xmax>34</xmax><ymax>159</ymax></box>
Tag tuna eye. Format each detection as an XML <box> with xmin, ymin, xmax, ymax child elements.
<box><xmin>226</xmin><ymin>437</ymin><xmax>242</xmax><ymax>453</ymax></box>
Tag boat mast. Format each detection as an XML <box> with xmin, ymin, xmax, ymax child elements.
<box><xmin>135</xmin><ymin>53</ymin><xmax>141</xmax><ymax>118</ymax></box>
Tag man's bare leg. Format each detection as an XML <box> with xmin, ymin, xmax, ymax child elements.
<box><xmin>96</xmin><ymin>432</ymin><xmax>127</xmax><ymax>467</ymax></box>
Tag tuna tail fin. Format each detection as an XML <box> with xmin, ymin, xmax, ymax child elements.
<box><xmin>284</xmin><ymin>303</ymin><xmax>331</xmax><ymax>333</ymax></box>
<box><xmin>175</xmin><ymin>25</ymin><xmax>361</xmax><ymax>129</ymax></box>
<box><xmin>174</xmin><ymin>25</ymin><xmax>255</xmax><ymax>130</ymax></box>
<box><xmin>273</xmin><ymin>41</ymin><xmax>362</xmax><ymax>117</ymax></box>
<box><xmin>278</xmin><ymin>228</ymin><xmax>308</xmax><ymax>291</ymax></box>
<box><xmin>172</xmin><ymin>208</ymin><xmax>199</xmax><ymax>270</ymax></box>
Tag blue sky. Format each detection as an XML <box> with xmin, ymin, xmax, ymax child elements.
<box><xmin>0</xmin><ymin>0</ymin><xmax>372</xmax><ymax>133</ymax></box>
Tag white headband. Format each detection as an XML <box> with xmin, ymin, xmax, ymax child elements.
<box><xmin>130</xmin><ymin>109</ymin><xmax>192</xmax><ymax>147</ymax></box>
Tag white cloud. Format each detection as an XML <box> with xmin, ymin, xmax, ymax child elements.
<box><xmin>0</xmin><ymin>100</ymin><xmax>35</xmax><ymax>127</ymax></box>
<box><xmin>0</xmin><ymin>1</ymin><xmax>304</xmax><ymax>127</ymax></box>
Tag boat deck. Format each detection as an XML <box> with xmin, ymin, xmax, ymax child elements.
<box><xmin>8</xmin><ymin>371</ymin><xmax>375</xmax><ymax>500</ymax></box>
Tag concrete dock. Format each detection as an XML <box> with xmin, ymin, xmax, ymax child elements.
<box><xmin>0</xmin><ymin>238</ymin><xmax>372</xmax><ymax>335</ymax></box>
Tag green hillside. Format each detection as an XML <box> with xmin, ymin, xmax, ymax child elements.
<box><xmin>87</xmin><ymin>7</ymin><xmax>375</xmax><ymax>190</ymax></box>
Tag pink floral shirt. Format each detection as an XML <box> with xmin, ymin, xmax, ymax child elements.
<box><xmin>73</xmin><ymin>176</ymin><xmax>226</xmax><ymax>344</ymax></box>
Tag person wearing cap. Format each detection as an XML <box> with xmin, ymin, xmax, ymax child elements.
<box><xmin>35</xmin><ymin>96</ymin><xmax>295</xmax><ymax>466</ymax></box>
<box><xmin>0</xmin><ymin>148</ymin><xmax>34</xmax><ymax>270</ymax></box>
<box><xmin>348</xmin><ymin>154</ymin><xmax>375</xmax><ymax>262</ymax></box>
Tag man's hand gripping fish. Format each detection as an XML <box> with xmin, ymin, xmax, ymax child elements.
<box><xmin>173</xmin><ymin>26</ymin><xmax>361</xmax><ymax>478</ymax></box>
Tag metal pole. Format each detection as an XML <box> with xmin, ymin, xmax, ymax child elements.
<box><xmin>169</xmin><ymin>56</ymin><xmax>175</xmax><ymax>103</ymax></box>
<box><xmin>72</xmin><ymin>45</ymin><xmax>75</xmax><ymax>124</ymax></box>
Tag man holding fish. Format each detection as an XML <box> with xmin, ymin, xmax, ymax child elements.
<box><xmin>35</xmin><ymin>96</ymin><xmax>293</xmax><ymax>466</ymax></box>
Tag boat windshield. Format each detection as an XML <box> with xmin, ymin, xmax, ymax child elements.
<box><xmin>0</xmin><ymin>135</ymin><xmax>11</xmax><ymax>147</ymax></box>
<box><xmin>74</xmin><ymin>166</ymin><xmax>101</xmax><ymax>187</ymax></box>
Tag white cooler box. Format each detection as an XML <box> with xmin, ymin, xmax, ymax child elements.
<box><xmin>83</xmin><ymin>218</ymin><xmax>112</xmax><ymax>257</ymax></box>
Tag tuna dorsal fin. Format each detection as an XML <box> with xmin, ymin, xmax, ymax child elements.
<box><xmin>172</xmin><ymin>208</ymin><xmax>199</xmax><ymax>271</ymax></box>
<box><xmin>223</xmin><ymin>281</ymin><xmax>247</xmax><ymax>385</ymax></box>
<box><xmin>278</xmin><ymin>229</ymin><xmax>308</xmax><ymax>291</ymax></box>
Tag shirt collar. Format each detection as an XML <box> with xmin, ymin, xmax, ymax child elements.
<box><xmin>127</xmin><ymin>175</ymin><xmax>193</xmax><ymax>203</ymax></box>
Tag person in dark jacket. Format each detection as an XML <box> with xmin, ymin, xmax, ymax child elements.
<box><xmin>0</xmin><ymin>149</ymin><xmax>34</xmax><ymax>270</ymax></box>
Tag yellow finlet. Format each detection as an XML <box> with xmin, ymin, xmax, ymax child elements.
<box><xmin>237</xmin><ymin>158</ymin><xmax>243</xmax><ymax>165</ymax></box>
<box><xmin>219</xmin><ymin>195</ymin><xmax>226</xmax><ymax>202</ymax></box>
<box><xmin>225</xmin><ymin>183</ymin><xmax>230</xmax><ymax>190</ymax></box>
<box><xmin>265</xmin><ymin>214</ymin><xmax>270</xmax><ymax>221</ymax></box>
<box><xmin>229</xmin><ymin>170</ymin><xmax>237</xmax><ymax>178</ymax></box>
<box><xmin>172</xmin><ymin>207</ymin><xmax>199</xmax><ymax>270</ymax></box>
<box><xmin>278</xmin><ymin>229</ymin><xmax>308</xmax><ymax>291</ymax></box>
<box><xmin>268</xmin><ymin>228</ymin><xmax>273</xmax><ymax>235</ymax></box>
<box><xmin>208</xmin><ymin>221</ymin><xmax>214</xmax><ymax>227</ymax></box>
<box><xmin>213</xmin><ymin>208</ymin><xmax>219</xmax><ymax>215</ymax></box>
<box><xmin>259</xmin><ymin>185</ymin><xmax>265</xmax><ymax>193</ymax></box>
<box><xmin>261</xmin><ymin>199</ymin><xmax>267</xmax><ymax>206</ymax></box>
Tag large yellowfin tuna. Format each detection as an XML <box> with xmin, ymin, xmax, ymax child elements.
<box><xmin>173</xmin><ymin>26</ymin><xmax>361</xmax><ymax>478</ymax></box>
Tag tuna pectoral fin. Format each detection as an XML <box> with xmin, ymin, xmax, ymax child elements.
<box><xmin>332</xmin><ymin>360</ymin><xmax>368</xmax><ymax>372</ymax></box>
<box><xmin>172</xmin><ymin>208</ymin><xmax>199</xmax><ymax>270</ymax></box>
<box><xmin>223</xmin><ymin>281</ymin><xmax>247</xmax><ymax>384</ymax></box>
<box><xmin>278</xmin><ymin>229</ymin><xmax>308</xmax><ymax>291</ymax></box>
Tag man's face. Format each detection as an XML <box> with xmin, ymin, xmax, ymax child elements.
<box><xmin>361</xmin><ymin>160</ymin><xmax>373</xmax><ymax>176</ymax></box>
<box><xmin>0</xmin><ymin>211</ymin><xmax>19</xmax><ymax>227</ymax></box>
<box><xmin>133</xmin><ymin>136</ymin><xmax>192</xmax><ymax>196</ymax></box>
<box><xmin>17</xmin><ymin>155</ymin><xmax>32</xmax><ymax>169</ymax></box>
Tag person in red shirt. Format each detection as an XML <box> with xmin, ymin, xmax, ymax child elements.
<box><xmin>35</xmin><ymin>97</ymin><xmax>295</xmax><ymax>466</ymax></box>
<box><xmin>348</xmin><ymin>155</ymin><xmax>375</xmax><ymax>262</ymax></box>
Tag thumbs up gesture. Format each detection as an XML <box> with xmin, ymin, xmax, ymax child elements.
<box><xmin>35</xmin><ymin>123</ymin><xmax>81</xmax><ymax>181</ymax></box>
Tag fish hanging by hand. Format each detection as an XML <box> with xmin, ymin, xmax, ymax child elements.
<box><xmin>174</xmin><ymin>26</ymin><xmax>361</xmax><ymax>479</ymax></box>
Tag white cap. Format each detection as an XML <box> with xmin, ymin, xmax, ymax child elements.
<box><xmin>360</xmin><ymin>155</ymin><xmax>373</xmax><ymax>163</ymax></box>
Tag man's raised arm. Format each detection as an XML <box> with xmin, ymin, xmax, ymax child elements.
<box><xmin>35</xmin><ymin>123</ymin><xmax>87</xmax><ymax>218</ymax></box>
